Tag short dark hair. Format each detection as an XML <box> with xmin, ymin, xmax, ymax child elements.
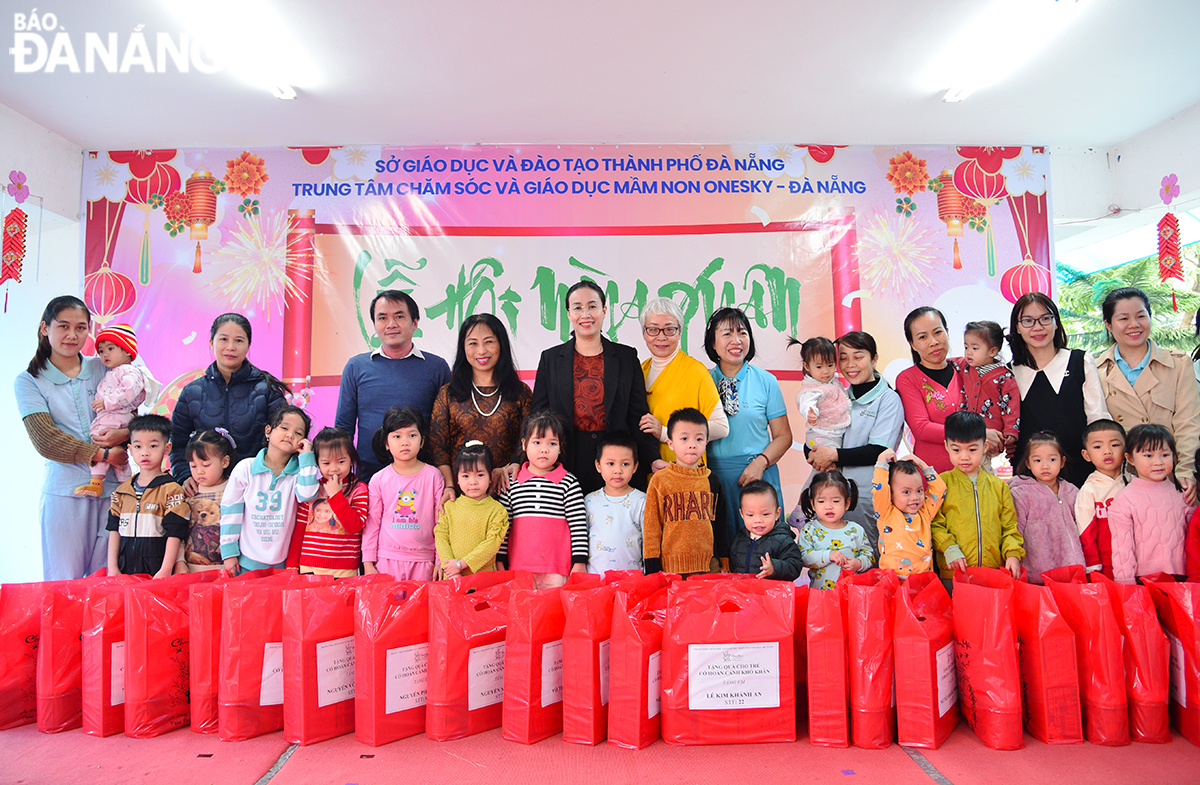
<box><xmin>835</xmin><ymin>330</ymin><xmax>878</xmax><ymax>359</ymax></box>
<box><xmin>944</xmin><ymin>410</ymin><xmax>986</xmax><ymax>444</ymax></box>
<box><xmin>268</xmin><ymin>404</ymin><xmax>311</xmax><ymax>435</ymax></box>
<box><xmin>369</xmin><ymin>290</ymin><xmax>419</xmax><ymax>322</ymax></box>
<box><xmin>799</xmin><ymin>470</ymin><xmax>858</xmax><ymax>518</ymax></box>
<box><xmin>1125</xmin><ymin>424</ymin><xmax>1181</xmax><ymax>489</ymax></box>
<box><xmin>964</xmin><ymin>321</ymin><xmax>1005</xmax><ymax>353</ymax></box>
<box><xmin>1083</xmin><ymin>418</ymin><xmax>1126</xmax><ymax>445</ymax></box>
<box><xmin>521</xmin><ymin>410</ymin><xmax>568</xmax><ymax>444</ymax></box>
<box><xmin>453</xmin><ymin>441</ymin><xmax>495</xmax><ymax>487</ymax></box>
<box><xmin>666</xmin><ymin>407</ymin><xmax>708</xmax><ymax>438</ymax></box>
<box><xmin>371</xmin><ymin>406</ymin><xmax>425</xmax><ymax>465</ymax></box>
<box><xmin>704</xmin><ymin>307</ymin><xmax>756</xmax><ymax>365</ymax></box>
<box><xmin>313</xmin><ymin>426</ymin><xmax>359</xmax><ymax>473</ymax></box>
<box><xmin>739</xmin><ymin>479</ymin><xmax>779</xmax><ymax>509</ymax></box>
<box><xmin>128</xmin><ymin>413</ymin><xmax>172</xmax><ymax>440</ymax></box>
<box><xmin>903</xmin><ymin>307</ymin><xmax>948</xmax><ymax>364</ymax></box>
<box><xmin>595</xmin><ymin>431</ymin><xmax>639</xmax><ymax>463</ymax></box>
<box><xmin>565</xmin><ymin>280</ymin><xmax>606</xmax><ymax>309</ymax></box>
<box><xmin>888</xmin><ymin>460</ymin><xmax>924</xmax><ymax>487</ymax></box>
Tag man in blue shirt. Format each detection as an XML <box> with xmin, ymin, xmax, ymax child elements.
<box><xmin>335</xmin><ymin>290</ymin><xmax>450</xmax><ymax>480</ymax></box>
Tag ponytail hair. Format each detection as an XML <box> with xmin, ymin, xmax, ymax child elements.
<box><xmin>209</xmin><ymin>312</ymin><xmax>290</xmax><ymax>396</ymax></box>
<box><xmin>28</xmin><ymin>296</ymin><xmax>90</xmax><ymax>377</ymax></box>
<box><xmin>798</xmin><ymin>470</ymin><xmax>858</xmax><ymax>519</ymax></box>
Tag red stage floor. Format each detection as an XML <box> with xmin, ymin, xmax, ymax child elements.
<box><xmin>1</xmin><ymin>723</ymin><xmax>1194</xmax><ymax>785</ymax></box>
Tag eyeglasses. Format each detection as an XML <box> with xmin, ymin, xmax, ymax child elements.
<box><xmin>1018</xmin><ymin>314</ymin><xmax>1057</xmax><ymax>328</ymax></box>
<box><xmin>568</xmin><ymin>303</ymin><xmax>603</xmax><ymax>314</ymax></box>
<box><xmin>643</xmin><ymin>325</ymin><xmax>680</xmax><ymax>337</ymax></box>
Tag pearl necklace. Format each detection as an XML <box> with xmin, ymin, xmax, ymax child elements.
<box><xmin>471</xmin><ymin>384</ymin><xmax>502</xmax><ymax>417</ymax></box>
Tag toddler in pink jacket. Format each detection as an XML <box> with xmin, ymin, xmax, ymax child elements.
<box><xmin>1108</xmin><ymin>425</ymin><xmax>1195</xmax><ymax>583</ymax></box>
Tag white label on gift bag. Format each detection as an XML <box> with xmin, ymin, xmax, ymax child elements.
<box><xmin>647</xmin><ymin>651</ymin><xmax>661</xmax><ymax>719</ymax></box>
<box><xmin>260</xmin><ymin>642</ymin><xmax>284</xmax><ymax>706</ymax></box>
<box><xmin>936</xmin><ymin>641</ymin><xmax>958</xmax><ymax>717</ymax></box>
<box><xmin>315</xmin><ymin>636</ymin><xmax>356</xmax><ymax>708</ymax></box>
<box><xmin>1169</xmin><ymin>632</ymin><xmax>1187</xmax><ymax>708</ymax></box>
<box><xmin>468</xmin><ymin>641</ymin><xmax>506</xmax><ymax>710</ymax></box>
<box><xmin>385</xmin><ymin>642</ymin><xmax>429</xmax><ymax>714</ymax></box>
<box><xmin>110</xmin><ymin>641</ymin><xmax>125</xmax><ymax>706</ymax></box>
<box><xmin>688</xmin><ymin>642</ymin><xmax>779</xmax><ymax>711</ymax></box>
<box><xmin>541</xmin><ymin>639</ymin><xmax>565</xmax><ymax>707</ymax></box>
<box><xmin>598</xmin><ymin>639</ymin><xmax>611</xmax><ymax>706</ymax></box>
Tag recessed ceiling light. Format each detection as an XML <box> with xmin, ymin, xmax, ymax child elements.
<box><xmin>271</xmin><ymin>84</ymin><xmax>297</xmax><ymax>100</ymax></box>
<box><xmin>942</xmin><ymin>88</ymin><xmax>968</xmax><ymax>103</ymax></box>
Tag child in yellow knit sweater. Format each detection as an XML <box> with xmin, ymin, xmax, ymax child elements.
<box><xmin>435</xmin><ymin>441</ymin><xmax>509</xmax><ymax>577</ymax></box>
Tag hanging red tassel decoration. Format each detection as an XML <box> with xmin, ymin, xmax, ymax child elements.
<box><xmin>1158</xmin><ymin>212</ymin><xmax>1182</xmax><ymax>310</ymax></box>
<box><xmin>953</xmin><ymin>238</ymin><xmax>962</xmax><ymax>270</ymax></box>
<box><xmin>2</xmin><ymin>207</ymin><xmax>26</xmax><ymax>283</ymax></box>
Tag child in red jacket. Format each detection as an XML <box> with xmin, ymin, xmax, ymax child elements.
<box><xmin>953</xmin><ymin>321</ymin><xmax>1019</xmax><ymax>461</ymax></box>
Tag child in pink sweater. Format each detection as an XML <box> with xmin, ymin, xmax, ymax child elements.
<box><xmin>1008</xmin><ymin>431</ymin><xmax>1084</xmax><ymax>583</ymax></box>
<box><xmin>363</xmin><ymin>406</ymin><xmax>445</xmax><ymax>581</ymax></box>
<box><xmin>1108</xmin><ymin>424</ymin><xmax>1195</xmax><ymax>583</ymax></box>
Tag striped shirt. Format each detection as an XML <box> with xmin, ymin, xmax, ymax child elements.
<box><xmin>498</xmin><ymin>462</ymin><xmax>588</xmax><ymax>570</ymax></box>
<box><xmin>286</xmin><ymin>476</ymin><xmax>369</xmax><ymax>571</ymax></box>
<box><xmin>219</xmin><ymin>449</ymin><xmax>320</xmax><ymax>565</ymax></box>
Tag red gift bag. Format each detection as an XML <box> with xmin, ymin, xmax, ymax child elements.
<box><xmin>793</xmin><ymin>585</ymin><xmax>809</xmax><ymax>722</ymax></box>
<box><xmin>560</xmin><ymin>580</ymin><xmax>618</xmax><ymax>745</ymax></box>
<box><xmin>1143</xmin><ymin>575</ymin><xmax>1200</xmax><ymax>746</ymax></box>
<box><xmin>607</xmin><ymin>575</ymin><xmax>674</xmax><ymax>749</ymax></box>
<box><xmin>218</xmin><ymin>574</ymin><xmax>334</xmax><ymax>741</ymax></box>
<box><xmin>426</xmin><ymin>570</ymin><xmax>534</xmax><ymax>741</ymax></box>
<box><xmin>1012</xmin><ymin>579</ymin><xmax>1083</xmax><ymax>744</ymax></box>
<box><xmin>601</xmin><ymin>570</ymin><xmax>643</xmax><ymax>584</ymax></box>
<box><xmin>39</xmin><ymin>574</ymin><xmax>142</xmax><ymax>734</ymax></box>
<box><xmin>123</xmin><ymin>571</ymin><xmax>220</xmax><ymax>738</ymax></box>
<box><xmin>354</xmin><ymin>581</ymin><xmax>429</xmax><ymax>747</ymax></box>
<box><xmin>281</xmin><ymin>575</ymin><xmax>392</xmax><ymax>746</ymax></box>
<box><xmin>188</xmin><ymin>569</ymin><xmax>287</xmax><ymax>734</ymax></box>
<box><xmin>1044</xmin><ymin>571</ymin><xmax>1129</xmax><ymax>745</ymax></box>
<box><xmin>844</xmin><ymin>569</ymin><xmax>900</xmax><ymax>748</ymax></box>
<box><xmin>895</xmin><ymin>573</ymin><xmax>958</xmax><ymax>749</ymax></box>
<box><xmin>1090</xmin><ymin>573</ymin><xmax>1171</xmax><ymax>743</ymax></box>
<box><xmin>503</xmin><ymin>586</ymin><xmax>568</xmax><ymax>744</ymax></box>
<box><xmin>0</xmin><ymin>581</ymin><xmax>59</xmax><ymax>730</ymax></box>
<box><xmin>807</xmin><ymin>585</ymin><xmax>849</xmax><ymax>747</ymax></box>
<box><xmin>662</xmin><ymin>580</ymin><xmax>795</xmax><ymax>745</ymax></box>
<box><xmin>83</xmin><ymin>579</ymin><xmax>172</xmax><ymax>737</ymax></box>
<box><xmin>952</xmin><ymin>568</ymin><xmax>1024</xmax><ymax>750</ymax></box>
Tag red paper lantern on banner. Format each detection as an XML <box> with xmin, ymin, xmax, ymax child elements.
<box><xmin>1000</xmin><ymin>256</ymin><xmax>1052</xmax><ymax>304</ymax></box>
<box><xmin>186</xmin><ymin>169</ymin><xmax>218</xmax><ymax>273</ymax></box>
<box><xmin>954</xmin><ymin>160</ymin><xmax>1008</xmax><ymax>277</ymax></box>
<box><xmin>118</xmin><ymin>152</ymin><xmax>181</xmax><ymax>286</ymax></box>
<box><xmin>85</xmin><ymin>259</ymin><xmax>136</xmax><ymax>327</ymax></box>
<box><xmin>935</xmin><ymin>170</ymin><xmax>965</xmax><ymax>269</ymax></box>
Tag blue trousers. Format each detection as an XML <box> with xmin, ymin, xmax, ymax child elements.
<box><xmin>41</xmin><ymin>493</ymin><xmax>108</xmax><ymax>580</ymax></box>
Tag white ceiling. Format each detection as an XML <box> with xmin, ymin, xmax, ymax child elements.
<box><xmin>2</xmin><ymin>0</ymin><xmax>1199</xmax><ymax>151</ymax></box>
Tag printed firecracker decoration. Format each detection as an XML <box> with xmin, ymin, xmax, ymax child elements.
<box><xmin>1158</xmin><ymin>174</ymin><xmax>1183</xmax><ymax>310</ymax></box>
<box><xmin>2</xmin><ymin>207</ymin><xmax>24</xmax><ymax>285</ymax></box>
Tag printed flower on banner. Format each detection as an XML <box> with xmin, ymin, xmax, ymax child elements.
<box><xmin>895</xmin><ymin>197</ymin><xmax>916</xmax><ymax>217</ymax></box>
<box><xmin>210</xmin><ymin>179</ymin><xmax>227</xmax><ymax>195</ymax></box>
<box><xmin>331</xmin><ymin>145</ymin><xmax>382</xmax><ymax>181</ymax></box>
<box><xmin>928</xmin><ymin>177</ymin><xmax>943</xmax><ymax>193</ymax></box>
<box><xmin>163</xmin><ymin>219</ymin><xmax>187</xmax><ymax>237</ymax></box>
<box><xmin>1161</xmin><ymin>174</ymin><xmax>1180</xmax><ymax>206</ymax></box>
<box><xmin>226</xmin><ymin>151</ymin><xmax>269</xmax><ymax>198</ymax></box>
<box><xmin>955</xmin><ymin>146</ymin><xmax>1021</xmax><ymax>174</ymax></box>
<box><xmin>238</xmin><ymin>198</ymin><xmax>260</xmax><ymax>217</ymax></box>
<box><xmin>1000</xmin><ymin>150</ymin><xmax>1048</xmax><ymax>196</ymax></box>
<box><xmin>84</xmin><ymin>163</ymin><xmax>129</xmax><ymax>202</ymax></box>
<box><xmin>964</xmin><ymin>199</ymin><xmax>988</xmax><ymax>233</ymax></box>
<box><xmin>163</xmin><ymin>191</ymin><xmax>191</xmax><ymax>223</ymax></box>
<box><xmin>7</xmin><ymin>171</ymin><xmax>29</xmax><ymax>203</ymax></box>
<box><xmin>886</xmin><ymin>151</ymin><xmax>929</xmax><ymax>196</ymax></box>
<box><xmin>147</xmin><ymin>193</ymin><xmax>165</xmax><ymax>210</ymax></box>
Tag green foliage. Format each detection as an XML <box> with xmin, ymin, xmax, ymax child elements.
<box><xmin>1056</xmin><ymin>245</ymin><xmax>1200</xmax><ymax>353</ymax></box>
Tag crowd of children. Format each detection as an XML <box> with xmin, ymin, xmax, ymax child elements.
<box><xmin>98</xmin><ymin>318</ymin><xmax>1200</xmax><ymax>589</ymax></box>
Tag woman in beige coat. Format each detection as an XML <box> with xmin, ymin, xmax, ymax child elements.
<box><xmin>1095</xmin><ymin>286</ymin><xmax>1200</xmax><ymax>503</ymax></box>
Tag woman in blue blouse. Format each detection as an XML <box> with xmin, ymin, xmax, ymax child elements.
<box><xmin>704</xmin><ymin>308</ymin><xmax>793</xmax><ymax>548</ymax></box>
<box><xmin>15</xmin><ymin>296</ymin><xmax>130</xmax><ymax>579</ymax></box>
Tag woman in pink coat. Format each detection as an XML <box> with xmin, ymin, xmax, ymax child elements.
<box><xmin>895</xmin><ymin>307</ymin><xmax>961</xmax><ymax>473</ymax></box>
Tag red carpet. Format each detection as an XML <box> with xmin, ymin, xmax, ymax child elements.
<box><xmin>2</xmin><ymin>723</ymin><xmax>1197</xmax><ymax>785</ymax></box>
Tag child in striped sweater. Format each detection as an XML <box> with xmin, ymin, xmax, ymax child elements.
<box><xmin>220</xmin><ymin>405</ymin><xmax>320</xmax><ymax>572</ymax></box>
<box><xmin>435</xmin><ymin>440</ymin><xmax>509</xmax><ymax>577</ymax></box>
<box><xmin>286</xmin><ymin>427</ymin><xmax>368</xmax><ymax>577</ymax></box>
<box><xmin>498</xmin><ymin>411</ymin><xmax>589</xmax><ymax>589</ymax></box>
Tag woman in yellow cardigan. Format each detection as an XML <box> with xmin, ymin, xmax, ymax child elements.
<box><xmin>638</xmin><ymin>297</ymin><xmax>729</xmax><ymax>471</ymax></box>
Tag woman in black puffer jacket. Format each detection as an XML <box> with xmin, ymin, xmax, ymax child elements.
<box><xmin>169</xmin><ymin>313</ymin><xmax>288</xmax><ymax>494</ymax></box>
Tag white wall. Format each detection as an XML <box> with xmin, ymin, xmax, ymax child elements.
<box><xmin>0</xmin><ymin>102</ymin><xmax>82</xmax><ymax>582</ymax></box>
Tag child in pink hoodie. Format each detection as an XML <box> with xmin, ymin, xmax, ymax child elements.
<box><xmin>1008</xmin><ymin>431</ymin><xmax>1084</xmax><ymax>584</ymax></box>
<box><xmin>1109</xmin><ymin>424</ymin><xmax>1195</xmax><ymax>583</ymax></box>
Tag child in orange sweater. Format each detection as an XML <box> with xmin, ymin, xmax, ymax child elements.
<box><xmin>643</xmin><ymin>408</ymin><xmax>726</xmax><ymax>575</ymax></box>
